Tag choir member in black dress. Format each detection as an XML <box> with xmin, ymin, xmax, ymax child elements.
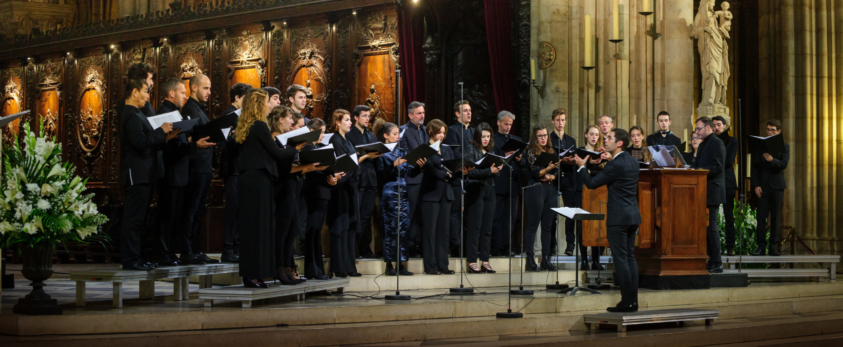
<box><xmin>119</xmin><ymin>79</ymin><xmax>177</xmax><ymax>270</ymax></box>
<box><xmin>420</xmin><ymin>119</ymin><xmax>464</xmax><ymax>274</ymax></box>
<box><xmin>549</xmin><ymin>109</ymin><xmax>577</xmax><ymax>258</ymax></box>
<box><xmin>347</xmin><ymin>105</ymin><xmax>383</xmax><ymax>259</ymax></box>
<box><xmin>646</xmin><ymin>111</ymin><xmax>683</xmax><ymax>147</ymax></box>
<box><xmin>575</xmin><ymin>125</ymin><xmax>606</xmax><ymax>271</ymax></box>
<box><xmin>375</xmin><ymin>122</ymin><xmax>425</xmax><ymax>275</ymax></box>
<box><xmin>462</xmin><ymin>123</ymin><xmax>501</xmax><ymax>273</ymax></box>
<box><xmin>445</xmin><ymin>100</ymin><xmax>474</xmax><ymax>256</ymax></box>
<box><xmin>626</xmin><ymin>126</ymin><xmax>652</xmax><ymax>163</ymax></box>
<box><xmin>220</xmin><ymin>83</ymin><xmax>253</xmax><ymax>263</ymax></box>
<box><xmin>712</xmin><ymin>116</ymin><xmax>739</xmax><ymax>256</ymax></box>
<box><xmin>235</xmin><ymin>89</ymin><xmax>301</xmax><ymax>288</ymax></box>
<box><xmin>491</xmin><ymin>111</ymin><xmax>523</xmax><ymax>257</ymax></box>
<box><xmin>302</xmin><ymin>119</ymin><xmax>342</xmax><ymax>280</ymax></box>
<box><xmin>269</xmin><ymin>106</ymin><xmax>324</xmax><ymax>284</ymax></box>
<box><xmin>178</xmin><ymin>74</ymin><xmax>218</xmax><ymax>265</ymax></box>
<box><xmin>290</xmin><ymin>110</ymin><xmax>309</xmax><ymax>279</ymax></box>
<box><xmin>151</xmin><ymin>78</ymin><xmax>215</xmax><ymax>267</ymax></box>
<box><xmin>398</xmin><ymin>102</ymin><xmax>429</xmax><ymax>256</ymax></box>
<box><xmin>327</xmin><ymin>109</ymin><xmax>362</xmax><ymax>278</ymax></box>
<box><xmin>520</xmin><ymin>125</ymin><xmax>559</xmax><ymax>272</ymax></box>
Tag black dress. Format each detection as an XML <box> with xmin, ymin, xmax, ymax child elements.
<box><xmin>273</xmin><ymin>138</ymin><xmax>299</xmax><ymax>270</ymax></box>
<box><xmin>574</xmin><ymin>146</ymin><xmax>604</xmax><ymax>268</ymax></box>
<box><xmin>327</xmin><ymin>133</ymin><xmax>360</xmax><ymax>276</ymax></box>
<box><xmin>302</xmin><ymin>143</ymin><xmax>332</xmax><ymax>278</ymax></box>
<box><xmin>236</xmin><ymin>121</ymin><xmax>298</xmax><ymax>280</ymax></box>
<box><xmin>463</xmin><ymin>145</ymin><xmax>498</xmax><ymax>264</ymax></box>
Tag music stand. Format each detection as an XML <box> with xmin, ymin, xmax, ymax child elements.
<box><xmin>552</xmin><ymin>207</ymin><xmax>605</xmax><ymax>296</ymax></box>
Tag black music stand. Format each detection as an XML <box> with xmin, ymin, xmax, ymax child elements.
<box><xmin>553</xmin><ymin>207</ymin><xmax>605</xmax><ymax>296</ymax></box>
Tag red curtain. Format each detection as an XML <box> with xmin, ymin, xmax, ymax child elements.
<box><xmin>398</xmin><ymin>4</ymin><xmax>425</xmax><ymax>111</ymax></box>
<box><xmin>484</xmin><ymin>0</ymin><xmax>516</xmax><ymax>113</ymax></box>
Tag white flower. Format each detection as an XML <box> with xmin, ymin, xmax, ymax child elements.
<box><xmin>41</xmin><ymin>183</ymin><xmax>55</xmax><ymax>197</ymax></box>
<box><xmin>16</xmin><ymin>168</ymin><xmax>27</xmax><ymax>183</ymax></box>
<box><xmin>77</xmin><ymin>225</ymin><xmax>96</xmax><ymax>239</ymax></box>
<box><xmin>36</xmin><ymin>199</ymin><xmax>51</xmax><ymax>211</ymax></box>
<box><xmin>47</xmin><ymin>163</ymin><xmax>63</xmax><ymax>178</ymax></box>
<box><xmin>26</xmin><ymin>183</ymin><xmax>40</xmax><ymax>195</ymax></box>
<box><xmin>17</xmin><ymin>202</ymin><xmax>32</xmax><ymax>222</ymax></box>
<box><xmin>0</xmin><ymin>221</ymin><xmax>15</xmax><ymax>235</ymax></box>
<box><xmin>22</xmin><ymin>220</ymin><xmax>37</xmax><ymax>234</ymax></box>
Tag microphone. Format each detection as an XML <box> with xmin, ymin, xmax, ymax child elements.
<box><xmin>522</xmin><ymin>182</ymin><xmax>542</xmax><ymax>190</ymax></box>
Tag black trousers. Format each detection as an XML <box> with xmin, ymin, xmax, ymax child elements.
<box><xmin>707</xmin><ymin>206</ymin><xmax>722</xmax><ymax>266</ymax></box>
<box><xmin>466</xmin><ymin>184</ymin><xmax>495</xmax><ymax>263</ymax></box>
<box><xmin>406</xmin><ymin>183</ymin><xmax>423</xmax><ymax>254</ymax></box>
<box><xmin>294</xmin><ymin>179</ymin><xmax>307</xmax><ymax>256</ymax></box>
<box><xmin>152</xmin><ymin>180</ymin><xmax>183</xmax><ymax>260</ymax></box>
<box><xmin>524</xmin><ymin>183</ymin><xmax>557</xmax><ymax>255</ymax></box>
<box><xmin>275</xmin><ymin>179</ymin><xmax>298</xmax><ymax>268</ymax></box>
<box><xmin>121</xmin><ymin>183</ymin><xmax>153</xmax><ymax>267</ymax></box>
<box><xmin>449</xmin><ymin>184</ymin><xmax>463</xmax><ymax>253</ymax></box>
<box><xmin>607</xmin><ymin>225</ymin><xmax>639</xmax><ymax>305</ymax></box>
<box><xmin>422</xmin><ymin>195</ymin><xmax>452</xmax><ymax>272</ymax></box>
<box><xmin>180</xmin><ymin>173</ymin><xmax>212</xmax><ymax>255</ymax></box>
<box><xmin>356</xmin><ymin>186</ymin><xmax>377</xmax><ymax>255</ymax></box>
<box><xmin>304</xmin><ymin>197</ymin><xmax>328</xmax><ymax>278</ymax></box>
<box><xmin>492</xmin><ymin>183</ymin><xmax>519</xmax><ymax>256</ymax></box>
<box><xmin>561</xmin><ymin>187</ymin><xmax>577</xmax><ymax>252</ymax></box>
<box><xmin>756</xmin><ymin>188</ymin><xmax>784</xmax><ymax>252</ymax></box>
<box><xmin>222</xmin><ymin>175</ymin><xmax>239</xmax><ymax>257</ymax></box>
<box><xmin>723</xmin><ymin>188</ymin><xmax>737</xmax><ymax>250</ymax></box>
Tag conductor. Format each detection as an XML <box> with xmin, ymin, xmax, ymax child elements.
<box><xmin>574</xmin><ymin>128</ymin><xmax>641</xmax><ymax>312</ymax></box>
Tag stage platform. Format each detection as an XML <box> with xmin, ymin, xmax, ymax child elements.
<box><xmin>2</xmin><ymin>261</ymin><xmax>843</xmax><ymax>346</ymax></box>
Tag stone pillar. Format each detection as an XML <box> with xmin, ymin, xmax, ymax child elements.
<box><xmin>835</xmin><ymin>0</ymin><xmax>843</xmax><ymax>253</ymax></box>
<box><xmin>663</xmin><ymin>0</ymin><xmax>693</xmax><ymax>141</ymax></box>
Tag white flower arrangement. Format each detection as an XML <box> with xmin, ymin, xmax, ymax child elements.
<box><xmin>0</xmin><ymin>121</ymin><xmax>108</xmax><ymax>248</ymax></box>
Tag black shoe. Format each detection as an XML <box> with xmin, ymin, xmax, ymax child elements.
<box><xmin>481</xmin><ymin>263</ymin><xmax>496</xmax><ymax>274</ymax></box>
<box><xmin>467</xmin><ymin>263</ymin><xmax>482</xmax><ymax>273</ymax></box>
<box><xmin>564</xmin><ymin>250</ymin><xmax>574</xmax><ymax>256</ymax></box>
<box><xmin>220</xmin><ymin>254</ymin><xmax>240</xmax><ymax>263</ymax></box>
<box><xmin>751</xmin><ymin>248</ymin><xmax>766</xmax><ymax>256</ymax></box>
<box><xmin>424</xmin><ymin>270</ymin><xmax>441</xmax><ymax>275</ymax></box>
<box><xmin>525</xmin><ymin>253</ymin><xmax>540</xmax><ymax>272</ymax></box>
<box><xmin>152</xmin><ymin>257</ymin><xmax>178</xmax><ymax>267</ymax></box>
<box><xmin>123</xmin><ymin>262</ymin><xmax>152</xmax><ymax>271</ymax></box>
<box><xmin>385</xmin><ymin>263</ymin><xmax>397</xmax><ymax>276</ymax></box>
<box><xmin>180</xmin><ymin>254</ymin><xmax>207</xmax><ymax>265</ymax></box>
<box><xmin>633</xmin><ymin>302</ymin><xmax>639</xmax><ymax>312</ymax></box>
<box><xmin>333</xmin><ymin>272</ymin><xmax>348</xmax><ymax>278</ymax></box>
<box><xmin>540</xmin><ymin>256</ymin><xmax>557</xmax><ymax>271</ymax></box>
<box><xmin>606</xmin><ymin>303</ymin><xmax>636</xmax><ymax>313</ymax></box>
<box><xmin>244</xmin><ymin>278</ymin><xmax>269</xmax><ymax>288</ymax></box>
<box><xmin>310</xmin><ymin>275</ymin><xmax>330</xmax><ymax>280</ymax></box>
<box><xmin>591</xmin><ymin>263</ymin><xmax>605</xmax><ymax>271</ymax></box>
<box><xmin>709</xmin><ymin>265</ymin><xmax>724</xmax><ymax>273</ymax></box>
<box><xmin>144</xmin><ymin>261</ymin><xmax>158</xmax><ymax>269</ymax></box>
<box><xmin>198</xmin><ymin>253</ymin><xmax>220</xmax><ymax>264</ymax></box>
<box><xmin>398</xmin><ymin>267</ymin><xmax>414</xmax><ymax>276</ymax></box>
<box><xmin>440</xmin><ymin>268</ymin><xmax>456</xmax><ymax>274</ymax></box>
<box><xmin>768</xmin><ymin>249</ymin><xmax>781</xmax><ymax>256</ymax></box>
<box><xmin>348</xmin><ymin>272</ymin><xmax>363</xmax><ymax>277</ymax></box>
<box><xmin>580</xmin><ymin>262</ymin><xmax>590</xmax><ymax>271</ymax></box>
<box><xmin>725</xmin><ymin>248</ymin><xmax>735</xmax><ymax>256</ymax></box>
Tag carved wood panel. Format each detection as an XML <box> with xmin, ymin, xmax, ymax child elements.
<box><xmin>228</xmin><ymin>29</ymin><xmax>266</xmax><ymax>89</ymax></box>
<box><xmin>352</xmin><ymin>10</ymin><xmax>398</xmax><ymax>123</ymax></box>
<box><xmin>173</xmin><ymin>41</ymin><xmax>207</xmax><ymax>98</ymax></box>
<box><xmin>1</xmin><ymin>67</ymin><xmax>23</xmax><ymax>146</ymax></box>
<box><xmin>288</xmin><ymin>23</ymin><xmax>331</xmax><ymax>119</ymax></box>
<box><xmin>71</xmin><ymin>54</ymin><xmax>108</xmax><ymax>182</ymax></box>
<box><xmin>35</xmin><ymin>60</ymin><xmax>63</xmax><ymax>141</ymax></box>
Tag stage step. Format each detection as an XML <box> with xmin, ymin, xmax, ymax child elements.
<box><xmin>347</xmin><ymin>270</ymin><xmax>581</xmax><ymax>291</ymax></box>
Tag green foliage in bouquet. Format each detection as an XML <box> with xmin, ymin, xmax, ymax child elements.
<box><xmin>717</xmin><ymin>200</ymin><xmax>766</xmax><ymax>256</ymax></box>
<box><xmin>0</xmin><ymin>120</ymin><xmax>108</xmax><ymax>249</ymax></box>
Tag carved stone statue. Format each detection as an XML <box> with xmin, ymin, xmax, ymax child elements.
<box><xmin>692</xmin><ymin>0</ymin><xmax>732</xmax><ymax>120</ymax></box>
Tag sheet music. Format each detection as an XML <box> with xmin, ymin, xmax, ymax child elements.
<box><xmin>551</xmin><ymin>207</ymin><xmax>593</xmax><ymax>219</ymax></box>
<box><xmin>222</xmin><ymin>128</ymin><xmax>231</xmax><ymax>139</ymax></box>
<box><xmin>648</xmin><ymin>146</ymin><xmax>676</xmax><ymax>167</ymax></box>
<box><xmin>147</xmin><ymin>111</ymin><xmax>182</xmax><ymax>129</ymax></box>
<box><xmin>234</xmin><ymin>109</ymin><xmax>242</xmax><ymax>116</ymax></box>
<box><xmin>385</xmin><ymin>143</ymin><xmax>397</xmax><ymax>151</ymax></box>
<box><xmin>430</xmin><ymin>140</ymin><xmax>441</xmax><ymax>152</ymax></box>
<box><xmin>275</xmin><ymin>126</ymin><xmax>310</xmax><ymax>146</ymax></box>
<box><xmin>321</xmin><ymin>133</ymin><xmax>334</xmax><ymax>146</ymax></box>
<box><xmin>558</xmin><ymin>145</ymin><xmax>576</xmax><ymax>157</ymax></box>
<box><xmin>350</xmin><ymin>153</ymin><xmax>359</xmax><ymax>166</ymax></box>
<box><xmin>399</xmin><ymin>128</ymin><xmax>406</xmax><ymax>139</ymax></box>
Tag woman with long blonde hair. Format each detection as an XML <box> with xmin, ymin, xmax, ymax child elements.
<box><xmin>235</xmin><ymin>89</ymin><xmax>302</xmax><ymax>288</ymax></box>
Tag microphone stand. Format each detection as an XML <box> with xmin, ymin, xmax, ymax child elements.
<box><xmin>386</xmin><ymin>70</ymin><xmax>409</xmax><ymax>301</ymax></box>
<box><xmin>587</xmin><ymin>201</ymin><xmax>610</xmax><ymax>290</ymax></box>
<box><xmin>512</xmin><ymin>182</ymin><xmax>540</xmax><ymax>296</ymax></box>
<box><xmin>737</xmin><ymin>99</ymin><xmax>745</xmax><ymax>271</ymax></box>
<box><xmin>547</xmin><ymin>136</ymin><xmax>568</xmax><ymax>290</ymax></box>
<box><xmin>497</xmin><ymin>156</ymin><xmax>524</xmax><ymax>318</ymax></box>
<box><xmin>450</xmin><ymin>82</ymin><xmax>473</xmax><ymax>295</ymax></box>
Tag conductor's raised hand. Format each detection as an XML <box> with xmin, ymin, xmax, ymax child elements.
<box><xmin>196</xmin><ymin>136</ymin><xmax>215</xmax><ymax>149</ymax></box>
<box><xmin>574</xmin><ymin>154</ymin><xmax>589</xmax><ymax>167</ymax></box>
<box><xmin>165</xmin><ymin>128</ymin><xmax>182</xmax><ymax>141</ymax></box>
<box><xmin>600</xmin><ymin>151</ymin><xmax>612</xmax><ymax>161</ymax></box>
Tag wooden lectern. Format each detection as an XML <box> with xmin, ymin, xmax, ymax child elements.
<box><xmin>582</xmin><ymin>169</ymin><xmax>710</xmax><ymax>289</ymax></box>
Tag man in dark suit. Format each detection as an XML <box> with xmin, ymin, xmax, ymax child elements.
<box><xmin>713</xmin><ymin>116</ymin><xmax>738</xmax><ymax>255</ymax></box>
<box><xmin>177</xmin><ymin>73</ymin><xmax>218</xmax><ymax>265</ymax></box>
<box><xmin>549</xmin><ymin>109</ymin><xmax>577</xmax><ymax>256</ymax></box>
<box><xmin>347</xmin><ymin>105</ymin><xmax>381</xmax><ymax>258</ymax></box>
<box><xmin>752</xmin><ymin>119</ymin><xmax>790</xmax><ymax>256</ymax></box>
<box><xmin>399</xmin><ymin>101</ymin><xmax>429</xmax><ymax>257</ymax></box>
<box><xmin>219</xmin><ymin>83</ymin><xmax>252</xmax><ymax>263</ymax></box>
<box><xmin>116</xmin><ymin>63</ymin><xmax>156</xmax><ymax>119</ymax></box>
<box><xmin>575</xmin><ymin>128</ymin><xmax>641</xmax><ymax>312</ymax></box>
<box><xmin>492</xmin><ymin>110</ymin><xmax>523</xmax><ymax>257</ymax></box>
<box><xmin>119</xmin><ymin>78</ymin><xmax>176</xmax><ymax>270</ymax></box>
<box><xmin>692</xmin><ymin>116</ymin><xmax>726</xmax><ymax>273</ymax></box>
<box><xmin>445</xmin><ymin>100</ymin><xmax>473</xmax><ymax>256</ymax></box>
<box><xmin>646</xmin><ymin>111</ymin><xmax>683</xmax><ymax>148</ymax></box>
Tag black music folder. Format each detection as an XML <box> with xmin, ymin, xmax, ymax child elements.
<box><xmin>500</xmin><ymin>138</ymin><xmax>528</xmax><ymax>153</ymax></box>
<box><xmin>442</xmin><ymin>158</ymin><xmax>475</xmax><ymax>173</ymax></box>
<box><xmin>299</xmin><ymin>146</ymin><xmax>336</xmax><ymax>167</ymax></box>
<box><xmin>748</xmin><ymin>133</ymin><xmax>785</xmax><ymax>157</ymax></box>
<box><xmin>533</xmin><ymin>151</ymin><xmax>561</xmax><ymax>168</ymax></box>
<box><xmin>402</xmin><ymin>144</ymin><xmax>438</xmax><ymax>168</ymax></box>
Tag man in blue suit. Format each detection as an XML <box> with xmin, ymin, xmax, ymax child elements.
<box><xmin>575</xmin><ymin>128</ymin><xmax>641</xmax><ymax>312</ymax></box>
<box><xmin>399</xmin><ymin>101</ymin><xmax>429</xmax><ymax>257</ymax></box>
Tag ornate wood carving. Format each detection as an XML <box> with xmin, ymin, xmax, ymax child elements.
<box><xmin>288</xmin><ymin>24</ymin><xmax>330</xmax><ymax>119</ymax></box>
<box><xmin>74</xmin><ymin>55</ymin><xmax>107</xmax><ymax>180</ymax></box>
<box><xmin>271</xmin><ymin>29</ymin><xmax>285</xmax><ymax>88</ymax></box>
<box><xmin>1</xmin><ymin>67</ymin><xmax>23</xmax><ymax>146</ymax></box>
<box><xmin>333</xmin><ymin>17</ymin><xmax>351</xmax><ymax>111</ymax></box>
<box><xmin>515</xmin><ymin>0</ymin><xmax>531</xmax><ymax>141</ymax></box>
<box><xmin>228</xmin><ymin>30</ymin><xmax>265</xmax><ymax>88</ymax></box>
<box><xmin>158</xmin><ymin>45</ymin><xmax>171</xmax><ymax>103</ymax></box>
<box><xmin>358</xmin><ymin>11</ymin><xmax>399</xmax><ymax>64</ymax></box>
<box><xmin>109</xmin><ymin>51</ymin><xmax>123</xmax><ymax>183</ymax></box>
<box><xmin>173</xmin><ymin>42</ymin><xmax>206</xmax><ymax>97</ymax></box>
<box><xmin>35</xmin><ymin>61</ymin><xmax>62</xmax><ymax>140</ymax></box>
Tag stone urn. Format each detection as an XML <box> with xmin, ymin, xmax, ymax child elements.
<box><xmin>13</xmin><ymin>244</ymin><xmax>62</xmax><ymax>315</ymax></box>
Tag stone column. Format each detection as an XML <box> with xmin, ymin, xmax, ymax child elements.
<box><xmin>663</xmin><ymin>0</ymin><xmax>693</xmax><ymax>141</ymax></box>
<box><xmin>835</xmin><ymin>0</ymin><xmax>843</xmax><ymax>252</ymax></box>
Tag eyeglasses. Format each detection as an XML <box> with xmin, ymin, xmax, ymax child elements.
<box><xmin>536</xmin><ymin>134</ymin><xmax>548</xmax><ymax>138</ymax></box>
<box><xmin>694</xmin><ymin>126</ymin><xmax>705</xmax><ymax>132</ymax></box>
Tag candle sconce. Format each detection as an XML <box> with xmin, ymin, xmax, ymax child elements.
<box><xmin>532</xmin><ymin>77</ymin><xmax>545</xmax><ymax>99</ymax></box>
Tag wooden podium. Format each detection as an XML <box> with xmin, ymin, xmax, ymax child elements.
<box><xmin>582</xmin><ymin>169</ymin><xmax>711</xmax><ymax>289</ymax></box>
